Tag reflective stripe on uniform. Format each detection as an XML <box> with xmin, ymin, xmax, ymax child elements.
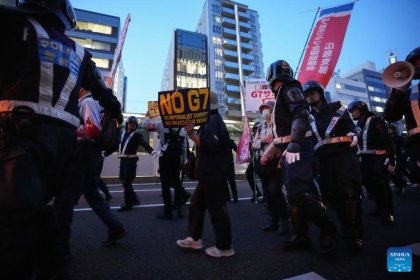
<box><xmin>357</xmin><ymin>149</ymin><xmax>387</xmax><ymax>155</ymax></box>
<box><xmin>314</xmin><ymin>136</ymin><xmax>351</xmax><ymax>151</ymax></box>
<box><xmin>273</xmin><ymin>131</ymin><xmax>312</xmax><ymax>145</ymax></box>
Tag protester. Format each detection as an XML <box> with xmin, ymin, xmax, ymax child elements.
<box><xmin>246</xmin><ymin>121</ymin><xmax>263</xmax><ymax>202</ymax></box>
<box><xmin>177</xmin><ymin>92</ymin><xmax>235</xmax><ymax>257</ymax></box>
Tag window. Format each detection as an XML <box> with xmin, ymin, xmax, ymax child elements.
<box><xmin>92</xmin><ymin>58</ymin><xmax>109</xmax><ymax>68</ymax></box>
<box><xmin>77</xmin><ymin>21</ymin><xmax>112</xmax><ymax>35</ymax></box>
<box><xmin>71</xmin><ymin>37</ymin><xmax>111</xmax><ymax>51</ymax></box>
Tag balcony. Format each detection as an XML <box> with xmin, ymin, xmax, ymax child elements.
<box><xmin>225</xmin><ymin>73</ymin><xmax>240</xmax><ymax>82</ymax></box>
<box><xmin>223</xmin><ymin>49</ymin><xmax>238</xmax><ymax>60</ymax></box>
<box><xmin>227</xmin><ymin>85</ymin><xmax>240</xmax><ymax>92</ymax></box>
<box><xmin>222</xmin><ymin>7</ymin><xmax>235</xmax><ymax>18</ymax></box>
<box><xmin>222</xmin><ymin>18</ymin><xmax>236</xmax><ymax>29</ymax></box>
<box><xmin>238</xmin><ymin>11</ymin><xmax>250</xmax><ymax>21</ymax></box>
<box><xmin>225</xmin><ymin>61</ymin><xmax>239</xmax><ymax>71</ymax></box>
<box><xmin>242</xmin><ymin>64</ymin><xmax>255</xmax><ymax>72</ymax></box>
<box><xmin>223</xmin><ymin>28</ymin><xmax>236</xmax><ymax>40</ymax></box>
<box><xmin>239</xmin><ymin>21</ymin><xmax>251</xmax><ymax>32</ymax></box>
<box><xmin>241</xmin><ymin>42</ymin><xmax>253</xmax><ymax>51</ymax></box>
<box><xmin>240</xmin><ymin>32</ymin><xmax>252</xmax><ymax>42</ymax></box>
<box><xmin>223</xmin><ymin>39</ymin><xmax>237</xmax><ymax>50</ymax></box>
<box><xmin>241</xmin><ymin>53</ymin><xmax>255</xmax><ymax>63</ymax></box>
<box><xmin>226</xmin><ymin>97</ymin><xmax>241</xmax><ymax>105</ymax></box>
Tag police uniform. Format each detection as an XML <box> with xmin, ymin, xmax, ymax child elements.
<box><xmin>304</xmin><ymin>80</ymin><xmax>363</xmax><ymax>251</ymax></box>
<box><xmin>265</xmin><ymin>60</ymin><xmax>337</xmax><ymax>255</ymax></box>
<box><xmin>354</xmin><ymin>108</ymin><xmax>395</xmax><ymax>224</ymax></box>
<box><xmin>118</xmin><ymin>126</ymin><xmax>154</xmax><ymax>211</ymax></box>
<box><xmin>0</xmin><ymin>2</ymin><xmax>122</xmax><ymax>278</ymax></box>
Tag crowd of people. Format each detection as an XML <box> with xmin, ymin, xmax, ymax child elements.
<box><xmin>0</xmin><ymin>0</ymin><xmax>419</xmax><ymax>278</ymax></box>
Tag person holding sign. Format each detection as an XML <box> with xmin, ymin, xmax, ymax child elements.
<box><xmin>177</xmin><ymin>92</ymin><xmax>235</xmax><ymax>258</ymax></box>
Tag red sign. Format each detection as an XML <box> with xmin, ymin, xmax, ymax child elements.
<box><xmin>297</xmin><ymin>3</ymin><xmax>355</xmax><ymax>88</ymax></box>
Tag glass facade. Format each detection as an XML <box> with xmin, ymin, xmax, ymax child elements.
<box><xmin>175</xmin><ymin>30</ymin><xmax>208</xmax><ymax>89</ymax></box>
<box><xmin>77</xmin><ymin>21</ymin><xmax>113</xmax><ymax>35</ymax></box>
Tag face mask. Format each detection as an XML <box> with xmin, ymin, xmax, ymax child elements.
<box><xmin>262</xmin><ymin>109</ymin><xmax>271</xmax><ymax>120</ymax></box>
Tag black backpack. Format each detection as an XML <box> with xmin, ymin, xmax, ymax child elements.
<box><xmin>96</xmin><ymin>111</ymin><xmax>121</xmax><ymax>156</ymax></box>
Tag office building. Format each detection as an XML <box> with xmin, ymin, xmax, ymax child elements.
<box><xmin>343</xmin><ymin>61</ymin><xmax>389</xmax><ymax>115</ymax></box>
<box><xmin>196</xmin><ymin>0</ymin><xmax>264</xmax><ymax>119</ymax></box>
<box><xmin>67</xmin><ymin>9</ymin><xmax>127</xmax><ymax>109</ymax></box>
<box><xmin>325</xmin><ymin>76</ymin><xmax>370</xmax><ymax>107</ymax></box>
<box><xmin>161</xmin><ymin>29</ymin><xmax>208</xmax><ymax>91</ymax></box>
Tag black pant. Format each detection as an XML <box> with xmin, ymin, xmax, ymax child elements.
<box><xmin>159</xmin><ymin>155</ymin><xmax>188</xmax><ymax>214</ymax></box>
<box><xmin>188</xmin><ymin>180</ymin><xmax>232</xmax><ymax>250</ymax></box>
<box><xmin>360</xmin><ymin>155</ymin><xmax>393</xmax><ymax>215</ymax></box>
<box><xmin>119</xmin><ymin>157</ymin><xmax>139</xmax><ymax>205</ymax></box>
<box><xmin>265</xmin><ymin>168</ymin><xmax>289</xmax><ymax>223</ymax></box>
<box><xmin>245</xmin><ymin>161</ymin><xmax>261</xmax><ymax>197</ymax></box>
<box><xmin>0</xmin><ymin>120</ymin><xmax>77</xmax><ymax>278</ymax></box>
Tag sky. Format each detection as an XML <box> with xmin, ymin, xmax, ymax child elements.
<box><xmin>71</xmin><ymin>0</ymin><xmax>420</xmax><ymax>114</ymax></box>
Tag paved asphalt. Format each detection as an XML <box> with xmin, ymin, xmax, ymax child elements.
<box><xmin>68</xmin><ymin>180</ymin><xmax>420</xmax><ymax>280</ymax></box>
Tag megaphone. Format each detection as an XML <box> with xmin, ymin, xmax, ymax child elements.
<box><xmin>383</xmin><ymin>61</ymin><xmax>414</xmax><ymax>88</ymax></box>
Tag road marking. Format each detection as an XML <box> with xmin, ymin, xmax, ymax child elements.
<box><xmin>104</xmin><ymin>180</ymin><xmax>248</xmax><ymax>187</ymax></box>
<box><xmin>108</xmin><ymin>187</ymin><xmax>197</xmax><ymax>193</ymax></box>
<box><xmin>283</xmin><ymin>272</ymin><xmax>326</xmax><ymax>280</ymax></box>
<box><xmin>73</xmin><ymin>197</ymin><xmax>255</xmax><ymax>211</ymax></box>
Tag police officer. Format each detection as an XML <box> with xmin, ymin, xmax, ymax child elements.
<box><xmin>348</xmin><ymin>101</ymin><xmax>395</xmax><ymax>224</ymax></box>
<box><xmin>142</xmin><ymin>114</ymin><xmax>191</xmax><ymax>219</ymax></box>
<box><xmin>384</xmin><ymin>47</ymin><xmax>420</xmax><ymax>184</ymax></box>
<box><xmin>261</xmin><ymin>60</ymin><xmax>337</xmax><ymax>256</ymax></box>
<box><xmin>303</xmin><ymin>80</ymin><xmax>363</xmax><ymax>252</ymax></box>
<box><xmin>118</xmin><ymin>116</ymin><xmax>157</xmax><ymax>212</ymax></box>
<box><xmin>0</xmin><ymin>0</ymin><xmax>122</xmax><ymax>277</ymax></box>
<box><xmin>387</xmin><ymin>124</ymin><xmax>407</xmax><ymax>193</ymax></box>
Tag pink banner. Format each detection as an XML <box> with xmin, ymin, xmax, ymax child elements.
<box><xmin>236</xmin><ymin>117</ymin><xmax>251</xmax><ymax>164</ymax></box>
<box><xmin>297</xmin><ymin>2</ymin><xmax>355</xmax><ymax>88</ymax></box>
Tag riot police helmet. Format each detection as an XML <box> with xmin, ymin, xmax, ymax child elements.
<box><xmin>303</xmin><ymin>80</ymin><xmax>326</xmax><ymax>103</ymax></box>
<box><xmin>405</xmin><ymin>47</ymin><xmax>420</xmax><ymax>63</ymax></box>
<box><xmin>17</xmin><ymin>0</ymin><xmax>77</xmax><ymax>30</ymax></box>
<box><xmin>347</xmin><ymin>101</ymin><xmax>368</xmax><ymax>114</ymax></box>
<box><xmin>266</xmin><ymin>60</ymin><xmax>294</xmax><ymax>90</ymax></box>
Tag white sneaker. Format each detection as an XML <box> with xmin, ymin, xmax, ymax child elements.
<box><xmin>205</xmin><ymin>246</ymin><xmax>235</xmax><ymax>257</ymax></box>
<box><xmin>176</xmin><ymin>237</ymin><xmax>203</xmax><ymax>250</ymax></box>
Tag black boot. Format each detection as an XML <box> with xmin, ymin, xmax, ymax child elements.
<box><xmin>118</xmin><ymin>203</ymin><xmax>133</xmax><ymax>212</ymax></box>
<box><xmin>342</xmin><ymin>197</ymin><xmax>363</xmax><ymax>253</ymax></box>
<box><xmin>283</xmin><ymin>206</ymin><xmax>311</xmax><ymax>251</ymax></box>
<box><xmin>297</xmin><ymin>193</ymin><xmax>338</xmax><ymax>256</ymax></box>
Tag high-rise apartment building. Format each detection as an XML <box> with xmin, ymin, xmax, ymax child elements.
<box><xmin>196</xmin><ymin>0</ymin><xmax>264</xmax><ymax>119</ymax></box>
<box><xmin>67</xmin><ymin>9</ymin><xmax>127</xmax><ymax>110</ymax></box>
<box><xmin>161</xmin><ymin>29</ymin><xmax>208</xmax><ymax>91</ymax></box>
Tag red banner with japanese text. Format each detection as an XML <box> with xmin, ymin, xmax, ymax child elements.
<box><xmin>297</xmin><ymin>2</ymin><xmax>355</xmax><ymax>87</ymax></box>
<box><xmin>236</xmin><ymin>117</ymin><xmax>251</xmax><ymax>164</ymax></box>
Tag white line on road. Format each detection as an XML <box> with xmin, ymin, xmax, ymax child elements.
<box><xmin>283</xmin><ymin>272</ymin><xmax>326</xmax><ymax>280</ymax></box>
<box><xmin>73</xmin><ymin>197</ymin><xmax>256</xmax><ymax>212</ymax></box>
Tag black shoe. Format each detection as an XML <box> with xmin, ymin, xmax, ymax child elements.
<box><xmin>182</xmin><ymin>192</ymin><xmax>191</xmax><ymax>205</ymax></box>
<box><xmin>102</xmin><ymin>227</ymin><xmax>128</xmax><ymax>247</ymax></box>
<box><xmin>105</xmin><ymin>194</ymin><xmax>113</xmax><ymax>201</ymax></box>
<box><xmin>117</xmin><ymin>204</ymin><xmax>133</xmax><ymax>212</ymax></box>
<box><xmin>382</xmin><ymin>214</ymin><xmax>394</xmax><ymax>225</ymax></box>
<box><xmin>263</xmin><ymin>223</ymin><xmax>279</xmax><ymax>232</ymax></box>
<box><xmin>157</xmin><ymin>213</ymin><xmax>174</xmax><ymax>220</ymax></box>
<box><xmin>283</xmin><ymin>235</ymin><xmax>312</xmax><ymax>251</ymax></box>
<box><xmin>319</xmin><ymin>228</ymin><xmax>338</xmax><ymax>256</ymax></box>
<box><xmin>133</xmin><ymin>199</ymin><xmax>140</xmax><ymax>206</ymax></box>
<box><xmin>345</xmin><ymin>239</ymin><xmax>363</xmax><ymax>254</ymax></box>
<box><xmin>278</xmin><ymin>219</ymin><xmax>291</xmax><ymax>236</ymax></box>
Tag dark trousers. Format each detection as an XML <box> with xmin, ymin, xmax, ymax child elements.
<box><xmin>0</xmin><ymin>120</ymin><xmax>77</xmax><ymax>278</ymax></box>
<box><xmin>79</xmin><ymin>142</ymin><xmax>123</xmax><ymax>234</ymax></box>
<box><xmin>159</xmin><ymin>155</ymin><xmax>188</xmax><ymax>214</ymax></box>
<box><xmin>119</xmin><ymin>157</ymin><xmax>139</xmax><ymax>205</ymax></box>
<box><xmin>188</xmin><ymin>180</ymin><xmax>232</xmax><ymax>250</ymax></box>
<box><xmin>226</xmin><ymin>165</ymin><xmax>238</xmax><ymax>200</ymax></box>
<box><xmin>360</xmin><ymin>155</ymin><xmax>394</xmax><ymax>214</ymax></box>
<box><xmin>245</xmin><ymin>161</ymin><xmax>261</xmax><ymax>197</ymax></box>
<box><xmin>266</xmin><ymin>168</ymin><xmax>289</xmax><ymax>223</ymax></box>
<box><xmin>318</xmin><ymin>152</ymin><xmax>363</xmax><ymax>240</ymax></box>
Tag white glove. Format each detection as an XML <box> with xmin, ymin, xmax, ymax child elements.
<box><xmin>347</xmin><ymin>132</ymin><xmax>358</xmax><ymax>147</ymax></box>
<box><xmin>283</xmin><ymin>150</ymin><xmax>300</xmax><ymax>164</ymax></box>
<box><xmin>151</xmin><ymin>150</ymin><xmax>158</xmax><ymax>158</ymax></box>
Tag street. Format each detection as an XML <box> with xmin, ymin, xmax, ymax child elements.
<box><xmin>69</xmin><ymin>180</ymin><xmax>420</xmax><ymax>279</ymax></box>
